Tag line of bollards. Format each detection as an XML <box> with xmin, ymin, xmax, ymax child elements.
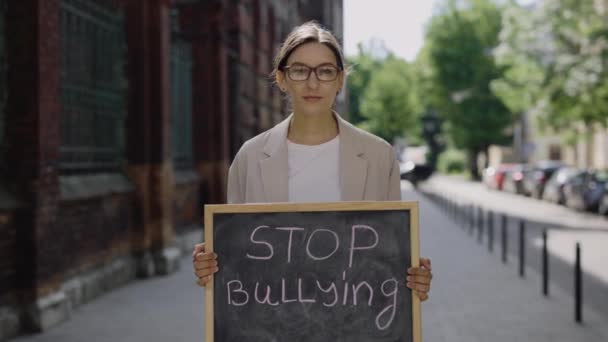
<box><xmin>434</xmin><ymin>194</ymin><xmax>585</xmax><ymax>324</ymax></box>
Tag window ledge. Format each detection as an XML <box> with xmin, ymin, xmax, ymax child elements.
<box><xmin>174</xmin><ymin>169</ymin><xmax>200</xmax><ymax>186</ymax></box>
<box><xmin>59</xmin><ymin>173</ymin><xmax>134</xmax><ymax>201</ymax></box>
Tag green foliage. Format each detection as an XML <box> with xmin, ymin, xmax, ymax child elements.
<box><xmin>347</xmin><ymin>42</ymin><xmax>422</xmax><ymax>143</ymax></box>
<box><xmin>358</xmin><ymin>56</ymin><xmax>420</xmax><ymax>142</ymax></box>
<box><xmin>493</xmin><ymin>0</ymin><xmax>608</xmax><ymax>130</ymax></box>
<box><xmin>437</xmin><ymin>148</ymin><xmax>467</xmax><ymax>174</ymax></box>
<box><xmin>421</xmin><ymin>0</ymin><xmax>513</xmax><ymax>178</ymax></box>
<box><xmin>346</xmin><ymin>44</ymin><xmax>383</xmax><ymax>125</ymax></box>
<box><xmin>490</xmin><ymin>3</ymin><xmax>547</xmax><ymax>115</ymax></box>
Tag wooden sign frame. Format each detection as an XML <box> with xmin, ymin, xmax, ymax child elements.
<box><xmin>204</xmin><ymin>201</ymin><xmax>421</xmax><ymax>342</ymax></box>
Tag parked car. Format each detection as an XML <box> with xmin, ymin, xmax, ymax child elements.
<box><xmin>563</xmin><ymin>169</ymin><xmax>608</xmax><ymax>212</ymax></box>
<box><xmin>484</xmin><ymin>163</ymin><xmax>517</xmax><ymax>190</ymax></box>
<box><xmin>542</xmin><ymin>166</ymin><xmax>581</xmax><ymax>205</ymax></box>
<box><xmin>400</xmin><ymin>161</ymin><xmax>433</xmax><ymax>186</ymax></box>
<box><xmin>522</xmin><ymin>161</ymin><xmax>563</xmax><ymax>198</ymax></box>
<box><xmin>502</xmin><ymin>164</ymin><xmax>530</xmax><ymax>194</ymax></box>
<box><xmin>598</xmin><ymin>184</ymin><xmax>608</xmax><ymax>216</ymax></box>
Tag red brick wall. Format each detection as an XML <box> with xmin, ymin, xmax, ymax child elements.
<box><xmin>4</xmin><ymin>0</ymin><xmax>61</xmax><ymax>299</ymax></box>
<box><xmin>32</xmin><ymin>171</ymin><xmax>61</xmax><ymax>295</ymax></box>
<box><xmin>53</xmin><ymin>195</ymin><xmax>132</xmax><ymax>280</ymax></box>
<box><xmin>173</xmin><ymin>182</ymin><xmax>200</xmax><ymax>234</ymax></box>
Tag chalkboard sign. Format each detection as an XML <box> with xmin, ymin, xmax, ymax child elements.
<box><xmin>204</xmin><ymin>201</ymin><xmax>420</xmax><ymax>342</ymax></box>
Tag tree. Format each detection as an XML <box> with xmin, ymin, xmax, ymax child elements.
<box><xmin>423</xmin><ymin>0</ymin><xmax>513</xmax><ymax>179</ymax></box>
<box><xmin>493</xmin><ymin>0</ymin><xmax>608</xmax><ymax>139</ymax></box>
<box><xmin>346</xmin><ymin>43</ymin><xmax>383</xmax><ymax>125</ymax></box>
<box><xmin>358</xmin><ymin>55</ymin><xmax>420</xmax><ymax>143</ymax></box>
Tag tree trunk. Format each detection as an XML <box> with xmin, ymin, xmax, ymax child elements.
<box><xmin>468</xmin><ymin>147</ymin><xmax>481</xmax><ymax>181</ymax></box>
<box><xmin>483</xmin><ymin>144</ymin><xmax>490</xmax><ymax>168</ymax></box>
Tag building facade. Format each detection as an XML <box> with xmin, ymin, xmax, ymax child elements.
<box><xmin>0</xmin><ymin>0</ymin><xmax>344</xmax><ymax>339</ymax></box>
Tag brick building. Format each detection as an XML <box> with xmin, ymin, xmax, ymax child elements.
<box><xmin>0</xmin><ymin>0</ymin><xmax>344</xmax><ymax>339</ymax></box>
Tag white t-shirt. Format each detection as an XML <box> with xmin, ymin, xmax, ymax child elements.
<box><xmin>287</xmin><ymin>136</ymin><xmax>341</xmax><ymax>203</ymax></box>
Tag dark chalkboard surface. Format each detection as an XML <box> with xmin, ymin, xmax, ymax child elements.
<box><xmin>204</xmin><ymin>201</ymin><xmax>420</xmax><ymax>342</ymax></box>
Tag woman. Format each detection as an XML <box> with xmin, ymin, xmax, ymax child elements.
<box><xmin>193</xmin><ymin>21</ymin><xmax>432</xmax><ymax>301</ymax></box>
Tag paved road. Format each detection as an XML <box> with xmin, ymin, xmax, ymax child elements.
<box><xmin>12</xmin><ymin>182</ymin><xmax>608</xmax><ymax>342</ymax></box>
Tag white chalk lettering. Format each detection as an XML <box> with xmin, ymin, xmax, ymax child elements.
<box><xmin>246</xmin><ymin>225</ymin><xmax>274</xmax><ymax>260</ymax></box>
<box><xmin>375</xmin><ymin>278</ymin><xmax>398</xmax><ymax>330</ymax></box>
<box><xmin>298</xmin><ymin>278</ymin><xmax>316</xmax><ymax>303</ymax></box>
<box><xmin>342</xmin><ymin>270</ymin><xmax>349</xmax><ymax>305</ymax></box>
<box><xmin>352</xmin><ymin>281</ymin><xmax>374</xmax><ymax>306</ymax></box>
<box><xmin>281</xmin><ymin>278</ymin><xmax>298</xmax><ymax>303</ymax></box>
<box><xmin>348</xmin><ymin>225</ymin><xmax>379</xmax><ymax>268</ymax></box>
<box><xmin>316</xmin><ymin>280</ymin><xmax>339</xmax><ymax>307</ymax></box>
<box><xmin>227</xmin><ymin>280</ymin><xmax>249</xmax><ymax>306</ymax></box>
<box><xmin>276</xmin><ymin>227</ymin><xmax>305</xmax><ymax>263</ymax></box>
<box><xmin>305</xmin><ymin>229</ymin><xmax>340</xmax><ymax>261</ymax></box>
<box><xmin>254</xmin><ymin>282</ymin><xmax>279</xmax><ymax>306</ymax></box>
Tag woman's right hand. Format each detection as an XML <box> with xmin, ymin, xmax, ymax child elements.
<box><xmin>192</xmin><ymin>242</ymin><xmax>219</xmax><ymax>287</ymax></box>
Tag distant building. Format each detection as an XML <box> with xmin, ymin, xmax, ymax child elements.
<box><xmin>487</xmin><ymin>110</ymin><xmax>608</xmax><ymax>170</ymax></box>
<box><xmin>562</xmin><ymin>125</ymin><xmax>608</xmax><ymax>169</ymax></box>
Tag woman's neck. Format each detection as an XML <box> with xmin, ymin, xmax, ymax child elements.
<box><xmin>287</xmin><ymin>110</ymin><xmax>339</xmax><ymax>145</ymax></box>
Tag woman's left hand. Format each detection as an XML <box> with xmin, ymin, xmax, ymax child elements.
<box><xmin>406</xmin><ymin>257</ymin><xmax>432</xmax><ymax>301</ymax></box>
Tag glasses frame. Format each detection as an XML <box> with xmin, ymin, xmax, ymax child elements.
<box><xmin>282</xmin><ymin>63</ymin><xmax>342</xmax><ymax>82</ymax></box>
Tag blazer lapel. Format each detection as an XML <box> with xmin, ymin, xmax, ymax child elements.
<box><xmin>260</xmin><ymin>115</ymin><xmax>291</xmax><ymax>202</ymax></box>
<box><xmin>336</xmin><ymin>113</ymin><xmax>368</xmax><ymax>201</ymax></box>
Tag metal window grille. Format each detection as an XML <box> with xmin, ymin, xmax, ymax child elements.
<box><xmin>170</xmin><ymin>11</ymin><xmax>193</xmax><ymax>169</ymax></box>
<box><xmin>59</xmin><ymin>0</ymin><xmax>126</xmax><ymax>172</ymax></box>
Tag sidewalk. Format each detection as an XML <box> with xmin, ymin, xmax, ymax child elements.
<box><xmin>13</xmin><ymin>260</ymin><xmax>207</xmax><ymax>342</ymax></box>
<box><xmin>419</xmin><ymin>175</ymin><xmax>608</xmax><ymax>231</ymax></box>
<box><xmin>402</xmin><ymin>185</ymin><xmax>608</xmax><ymax>342</ymax></box>
<box><xmin>418</xmin><ymin>175</ymin><xmax>608</xmax><ymax>318</ymax></box>
<box><xmin>11</xmin><ymin>183</ymin><xmax>608</xmax><ymax>342</ymax></box>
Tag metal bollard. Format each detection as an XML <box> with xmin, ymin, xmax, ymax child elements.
<box><xmin>469</xmin><ymin>205</ymin><xmax>475</xmax><ymax>235</ymax></box>
<box><xmin>460</xmin><ymin>203</ymin><xmax>467</xmax><ymax>229</ymax></box>
<box><xmin>519</xmin><ymin>220</ymin><xmax>526</xmax><ymax>278</ymax></box>
<box><xmin>575</xmin><ymin>242</ymin><xmax>582</xmax><ymax>323</ymax></box>
<box><xmin>451</xmin><ymin>198</ymin><xmax>456</xmax><ymax>219</ymax></box>
<box><xmin>477</xmin><ymin>206</ymin><xmax>484</xmax><ymax>243</ymax></box>
<box><xmin>542</xmin><ymin>229</ymin><xmax>549</xmax><ymax>296</ymax></box>
<box><xmin>501</xmin><ymin>214</ymin><xmax>508</xmax><ymax>263</ymax></box>
<box><xmin>457</xmin><ymin>202</ymin><xmax>462</xmax><ymax>227</ymax></box>
<box><xmin>446</xmin><ymin>198</ymin><xmax>450</xmax><ymax>213</ymax></box>
<box><xmin>446</xmin><ymin>197</ymin><xmax>451</xmax><ymax>216</ymax></box>
<box><xmin>488</xmin><ymin>210</ymin><xmax>494</xmax><ymax>253</ymax></box>
<box><xmin>462</xmin><ymin>203</ymin><xmax>468</xmax><ymax>229</ymax></box>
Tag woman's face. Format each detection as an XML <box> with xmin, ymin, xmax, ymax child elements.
<box><xmin>277</xmin><ymin>42</ymin><xmax>344</xmax><ymax>117</ymax></box>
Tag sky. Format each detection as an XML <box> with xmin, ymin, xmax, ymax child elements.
<box><xmin>343</xmin><ymin>0</ymin><xmax>439</xmax><ymax>62</ymax></box>
<box><xmin>343</xmin><ymin>0</ymin><xmax>538</xmax><ymax>62</ymax></box>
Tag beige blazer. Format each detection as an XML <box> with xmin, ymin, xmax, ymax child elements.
<box><xmin>226</xmin><ymin>113</ymin><xmax>401</xmax><ymax>204</ymax></box>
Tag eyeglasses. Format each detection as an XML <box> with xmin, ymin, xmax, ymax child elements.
<box><xmin>283</xmin><ymin>64</ymin><xmax>341</xmax><ymax>82</ymax></box>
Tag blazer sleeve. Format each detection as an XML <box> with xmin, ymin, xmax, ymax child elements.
<box><xmin>226</xmin><ymin>152</ymin><xmax>245</xmax><ymax>204</ymax></box>
<box><xmin>387</xmin><ymin>154</ymin><xmax>402</xmax><ymax>201</ymax></box>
